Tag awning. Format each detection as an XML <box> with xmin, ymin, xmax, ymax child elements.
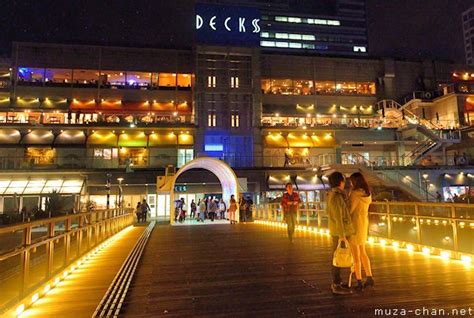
<box><xmin>148</xmin><ymin>132</ymin><xmax>177</xmax><ymax>147</ymax></box>
<box><xmin>0</xmin><ymin>129</ymin><xmax>21</xmax><ymax>144</ymax></box>
<box><xmin>287</xmin><ymin>133</ymin><xmax>313</xmax><ymax>148</ymax></box>
<box><xmin>55</xmin><ymin>130</ymin><xmax>86</xmax><ymax>145</ymax></box>
<box><xmin>22</xmin><ymin>129</ymin><xmax>54</xmax><ymax>145</ymax></box>
<box><xmin>264</xmin><ymin>134</ymin><xmax>288</xmax><ymax>148</ymax></box>
<box><xmin>118</xmin><ymin>131</ymin><xmax>147</xmax><ymax>147</ymax></box>
<box><xmin>0</xmin><ymin>178</ymin><xmax>84</xmax><ymax>195</ymax></box>
<box><xmin>87</xmin><ymin>130</ymin><xmax>118</xmax><ymax>147</ymax></box>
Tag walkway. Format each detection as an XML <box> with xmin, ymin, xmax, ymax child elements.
<box><xmin>122</xmin><ymin>223</ymin><xmax>474</xmax><ymax>317</ymax></box>
<box><xmin>21</xmin><ymin>225</ymin><xmax>146</xmax><ymax>318</ymax></box>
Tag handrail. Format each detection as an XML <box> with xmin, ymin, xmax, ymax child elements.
<box><xmin>254</xmin><ymin>202</ymin><xmax>474</xmax><ymax>259</ymax></box>
<box><xmin>0</xmin><ymin>208</ymin><xmax>135</xmax><ymax>314</ymax></box>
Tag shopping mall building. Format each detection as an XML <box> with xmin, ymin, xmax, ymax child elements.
<box><xmin>0</xmin><ymin>1</ymin><xmax>474</xmax><ymax>219</ymax></box>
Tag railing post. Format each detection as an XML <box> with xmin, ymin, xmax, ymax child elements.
<box><xmin>414</xmin><ymin>203</ymin><xmax>421</xmax><ymax>244</ymax></box>
<box><xmin>451</xmin><ymin>206</ymin><xmax>459</xmax><ymax>255</ymax></box>
<box><xmin>306</xmin><ymin>209</ymin><xmax>310</xmax><ymax>227</ymax></box>
<box><xmin>386</xmin><ymin>202</ymin><xmax>392</xmax><ymax>240</ymax></box>
<box><xmin>20</xmin><ymin>225</ymin><xmax>32</xmax><ymax>297</ymax></box>
<box><xmin>317</xmin><ymin>203</ymin><xmax>322</xmax><ymax>230</ymax></box>
<box><xmin>46</xmin><ymin>221</ymin><xmax>55</xmax><ymax>279</ymax></box>
<box><xmin>77</xmin><ymin>215</ymin><xmax>84</xmax><ymax>257</ymax></box>
<box><xmin>64</xmin><ymin>218</ymin><xmax>72</xmax><ymax>265</ymax></box>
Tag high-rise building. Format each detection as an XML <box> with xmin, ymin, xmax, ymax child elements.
<box><xmin>462</xmin><ymin>6</ymin><xmax>474</xmax><ymax>65</ymax></box>
<box><xmin>198</xmin><ymin>0</ymin><xmax>368</xmax><ymax>56</ymax></box>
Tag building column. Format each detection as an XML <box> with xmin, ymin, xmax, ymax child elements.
<box><xmin>396</xmin><ymin>142</ymin><xmax>406</xmax><ymax>166</ymax></box>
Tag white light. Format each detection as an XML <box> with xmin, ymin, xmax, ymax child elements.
<box><xmin>440</xmin><ymin>251</ymin><xmax>451</xmax><ymax>259</ymax></box>
<box><xmin>16</xmin><ymin>304</ymin><xmax>25</xmax><ymax>316</ymax></box>
<box><xmin>380</xmin><ymin>239</ymin><xmax>387</xmax><ymax>246</ymax></box>
<box><xmin>461</xmin><ymin>255</ymin><xmax>472</xmax><ymax>264</ymax></box>
<box><xmin>406</xmin><ymin>244</ymin><xmax>414</xmax><ymax>252</ymax></box>
<box><xmin>422</xmin><ymin>247</ymin><xmax>431</xmax><ymax>255</ymax></box>
<box><xmin>32</xmin><ymin>293</ymin><xmax>39</xmax><ymax>303</ymax></box>
<box><xmin>44</xmin><ymin>284</ymin><xmax>51</xmax><ymax>293</ymax></box>
<box><xmin>392</xmin><ymin>241</ymin><xmax>399</xmax><ymax>248</ymax></box>
<box><xmin>368</xmin><ymin>237</ymin><xmax>375</xmax><ymax>244</ymax></box>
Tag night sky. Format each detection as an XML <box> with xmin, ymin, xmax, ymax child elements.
<box><xmin>0</xmin><ymin>0</ymin><xmax>472</xmax><ymax>63</ymax></box>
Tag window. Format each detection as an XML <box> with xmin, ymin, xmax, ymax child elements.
<box><xmin>177</xmin><ymin>149</ymin><xmax>194</xmax><ymax>167</ymax></box>
<box><xmin>44</xmin><ymin>68</ymin><xmax>72</xmax><ymax>85</ymax></box>
<box><xmin>208</xmin><ymin>112</ymin><xmax>216</xmax><ymax>127</ymax></box>
<box><xmin>126</xmin><ymin>71</ymin><xmax>151</xmax><ymax>87</ymax></box>
<box><xmin>302</xmin><ymin>34</ymin><xmax>316</xmax><ymax>41</ymax></box>
<box><xmin>336</xmin><ymin>82</ymin><xmax>357</xmax><ymax>94</ymax></box>
<box><xmin>158</xmin><ymin>73</ymin><xmax>176</xmax><ymax>87</ymax></box>
<box><xmin>94</xmin><ymin>148</ymin><xmax>113</xmax><ymax>160</ymax></box>
<box><xmin>302</xmin><ymin>43</ymin><xmax>315</xmax><ymax>49</ymax></box>
<box><xmin>261</xmin><ymin>41</ymin><xmax>276</xmax><ymax>47</ymax></box>
<box><xmin>315</xmin><ymin>81</ymin><xmax>336</xmax><ymax>94</ymax></box>
<box><xmin>314</xmin><ymin>19</ymin><xmax>327</xmax><ymax>25</ymax></box>
<box><xmin>275</xmin><ymin>16</ymin><xmax>288</xmax><ymax>22</ymax></box>
<box><xmin>231</xmin><ymin>113</ymin><xmax>240</xmax><ymax>128</ymax></box>
<box><xmin>261</xmin><ymin>32</ymin><xmax>270</xmax><ymax>38</ymax></box>
<box><xmin>177</xmin><ymin>74</ymin><xmax>191</xmax><ymax>87</ymax></box>
<box><xmin>276</xmin><ymin>33</ymin><xmax>288</xmax><ymax>39</ymax></box>
<box><xmin>231</xmin><ymin>76</ymin><xmax>239</xmax><ymax>88</ymax></box>
<box><xmin>288</xmin><ymin>34</ymin><xmax>302</xmax><ymax>40</ymax></box>
<box><xmin>327</xmin><ymin>20</ymin><xmax>341</xmax><ymax>26</ymax></box>
<box><xmin>357</xmin><ymin>82</ymin><xmax>376</xmax><ymax>95</ymax></box>
<box><xmin>289</xmin><ymin>42</ymin><xmax>302</xmax><ymax>49</ymax></box>
<box><xmin>288</xmin><ymin>17</ymin><xmax>302</xmax><ymax>23</ymax></box>
<box><xmin>276</xmin><ymin>42</ymin><xmax>289</xmax><ymax>48</ymax></box>
<box><xmin>18</xmin><ymin>67</ymin><xmax>44</xmax><ymax>83</ymax></box>
<box><xmin>72</xmin><ymin>69</ymin><xmax>99</xmax><ymax>87</ymax></box>
<box><xmin>207</xmin><ymin>75</ymin><xmax>216</xmax><ymax>88</ymax></box>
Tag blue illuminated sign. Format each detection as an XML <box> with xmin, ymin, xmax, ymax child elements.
<box><xmin>204</xmin><ymin>144</ymin><xmax>224</xmax><ymax>152</ymax></box>
<box><xmin>195</xmin><ymin>4</ymin><xmax>261</xmax><ymax>46</ymax></box>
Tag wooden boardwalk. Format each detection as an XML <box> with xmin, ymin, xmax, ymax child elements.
<box><xmin>20</xmin><ymin>225</ymin><xmax>146</xmax><ymax>318</ymax></box>
<box><xmin>122</xmin><ymin>223</ymin><xmax>474</xmax><ymax>318</ymax></box>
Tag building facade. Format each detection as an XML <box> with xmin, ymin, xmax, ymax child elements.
<box><xmin>463</xmin><ymin>6</ymin><xmax>474</xmax><ymax>65</ymax></box>
<box><xmin>1</xmin><ymin>2</ymin><xmax>474</xmax><ymax>219</ymax></box>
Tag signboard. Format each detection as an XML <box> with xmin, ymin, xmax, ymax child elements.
<box><xmin>174</xmin><ymin>185</ymin><xmax>188</xmax><ymax>192</ymax></box>
<box><xmin>195</xmin><ymin>4</ymin><xmax>261</xmax><ymax>46</ymax></box>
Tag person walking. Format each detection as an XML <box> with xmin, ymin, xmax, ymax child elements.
<box><xmin>140</xmin><ymin>199</ymin><xmax>150</xmax><ymax>223</ymax></box>
<box><xmin>136</xmin><ymin>202</ymin><xmax>142</xmax><ymax>222</ymax></box>
<box><xmin>209</xmin><ymin>199</ymin><xmax>218</xmax><ymax>221</ymax></box>
<box><xmin>218</xmin><ymin>198</ymin><xmax>226</xmax><ymax>220</ymax></box>
<box><xmin>326</xmin><ymin>172</ymin><xmax>354</xmax><ymax>295</ymax></box>
<box><xmin>348</xmin><ymin>172</ymin><xmax>374</xmax><ymax>291</ymax></box>
<box><xmin>228</xmin><ymin>194</ymin><xmax>238</xmax><ymax>224</ymax></box>
<box><xmin>281</xmin><ymin>182</ymin><xmax>300</xmax><ymax>242</ymax></box>
<box><xmin>190</xmin><ymin>199</ymin><xmax>197</xmax><ymax>219</ymax></box>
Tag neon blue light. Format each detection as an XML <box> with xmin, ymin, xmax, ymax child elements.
<box><xmin>205</xmin><ymin>144</ymin><xmax>224</xmax><ymax>151</ymax></box>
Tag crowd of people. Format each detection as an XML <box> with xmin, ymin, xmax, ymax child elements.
<box><xmin>281</xmin><ymin>172</ymin><xmax>374</xmax><ymax>295</ymax></box>
<box><xmin>173</xmin><ymin>195</ymin><xmax>253</xmax><ymax>224</ymax></box>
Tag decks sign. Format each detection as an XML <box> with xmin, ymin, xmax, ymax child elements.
<box><xmin>195</xmin><ymin>4</ymin><xmax>261</xmax><ymax>46</ymax></box>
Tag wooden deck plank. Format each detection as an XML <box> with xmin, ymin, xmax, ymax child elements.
<box><xmin>122</xmin><ymin>224</ymin><xmax>474</xmax><ymax>318</ymax></box>
<box><xmin>20</xmin><ymin>225</ymin><xmax>146</xmax><ymax>318</ymax></box>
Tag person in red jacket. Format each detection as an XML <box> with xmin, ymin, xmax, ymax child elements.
<box><xmin>281</xmin><ymin>182</ymin><xmax>300</xmax><ymax>242</ymax></box>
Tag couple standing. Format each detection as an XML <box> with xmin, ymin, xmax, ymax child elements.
<box><xmin>281</xmin><ymin>172</ymin><xmax>374</xmax><ymax>294</ymax></box>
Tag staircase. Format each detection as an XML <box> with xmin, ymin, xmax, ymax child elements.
<box><xmin>320</xmin><ymin>154</ymin><xmax>436</xmax><ymax>201</ymax></box>
<box><xmin>377</xmin><ymin>99</ymin><xmax>459</xmax><ymax>165</ymax></box>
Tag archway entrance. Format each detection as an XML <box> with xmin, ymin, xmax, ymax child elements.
<box><xmin>167</xmin><ymin>157</ymin><xmax>240</xmax><ymax>224</ymax></box>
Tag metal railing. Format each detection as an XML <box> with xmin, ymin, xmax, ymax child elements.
<box><xmin>0</xmin><ymin>208</ymin><xmax>134</xmax><ymax>313</ymax></box>
<box><xmin>254</xmin><ymin>201</ymin><xmax>474</xmax><ymax>257</ymax></box>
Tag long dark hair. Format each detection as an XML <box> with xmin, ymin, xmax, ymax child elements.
<box><xmin>350</xmin><ymin>172</ymin><xmax>371</xmax><ymax>196</ymax></box>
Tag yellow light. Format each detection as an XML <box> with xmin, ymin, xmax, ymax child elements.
<box><xmin>63</xmin><ymin>271</ymin><xmax>68</xmax><ymax>278</ymax></box>
<box><xmin>32</xmin><ymin>293</ymin><xmax>39</xmax><ymax>303</ymax></box>
<box><xmin>440</xmin><ymin>251</ymin><xmax>451</xmax><ymax>259</ymax></box>
<box><xmin>406</xmin><ymin>244</ymin><xmax>414</xmax><ymax>252</ymax></box>
<box><xmin>368</xmin><ymin>237</ymin><xmax>375</xmax><ymax>244</ymax></box>
<box><xmin>422</xmin><ymin>247</ymin><xmax>431</xmax><ymax>255</ymax></box>
<box><xmin>55</xmin><ymin>277</ymin><xmax>60</xmax><ymax>285</ymax></box>
<box><xmin>392</xmin><ymin>241</ymin><xmax>399</xmax><ymax>248</ymax></box>
<box><xmin>16</xmin><ymin>304</ymin><xmax>25</xmax><ymax>316</ymax></box>
<box><xmin>379</xmin><ymin>239</ymin><xmax>387</xmax><ymax>246</ymax></box>
<box><xmin>44</xmin><ymin>284</ymin><xmax>51</xmax><ymax>293</ymax></box>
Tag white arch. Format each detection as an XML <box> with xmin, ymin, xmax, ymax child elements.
<box><xmin>169</xmin><ymin>157</ymin><xmax>240</xmax><ymax>224</ymax></box>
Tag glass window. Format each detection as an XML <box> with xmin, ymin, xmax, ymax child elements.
<box><xmin>289</xmin><ymin>34</ymin><xmax>302</xmax><ymax>40</ymax></box>
<box><xmin>314</xmin><ymin>19</ymin><xmax>327</xmax><ymax>25</ymax></box>
<box><xmin>302</xmin><ymin>43</ymin><xmax>315</xmax><ymax>49</ymax></box>
<box><xmin>99</xmin><ymin>70</ymin><xmax>126</xmax><ymax>87</ymax></box>
<box><xmin>357</xmin><ymin>82</ymin><xmax>376</xmax><ymax>95</ymax></box>
<box><xmin>327</xmin><ymin>20</ymin><xmax>340</xmax><ymax>26</ymax></box>
<box><xmin>261</xmin><ymin>32</ymin><xmax>270</xmax><ymax>38</ymax></box>
<box><xmin>261</xmin><ymin>79</ymin><xmax>272</xmax><ymax>93</ymax></box>
<box><xmin>126</xmin><ymin>71</ymin><xmax>151</xmax><ymax>87</ymax></box>
<box><xmin>288</xmin><ymin>17</ymin><xmax>302</xmax><ymax>23</ymax></box>
<box><xmin>336</xmin><ymin>82</ymin><xmax>357</xmax><ymax>94</ymax></box>
<box><xmin>261</xmin><ymin>41</ymin><xmax>275</xmax><ymax>47</ymax></box>
<box><xmin>177</xmin><ymin>74</ymin><xmax>191</xmax><ymax>87</ymax></box>
<box><xmin>275</xmin><ymin>42</ymin><xmax>289</xmax><ymax>48</ymax></box>
<box><xmin>18</xmin><ymin>67</ymin><xmax>44</xmax><ymax>83</ymax></box>
<box><xmin>289</xmin><ymin>42</ymin><xmax>302</xmax><ymax>49</ymax></box>
<box><xmin>177</xmin><ymin>149</ymin><xmax>194</xmax><ymax>168</ymax></box>
<box><xmin>158</xmin><ymin>73</ymin><xmax>176</xmax><ymax>87</ymax></box>
<box><xmin>73</xmin><ymin>69</ymin><xmax>99</xmax><ymax>87</ymax></box>
<box><xmin>275</xmin><ymin>16</ymin><xmax>288</xmax><ymax>22</ymax></box>
<box><xmin>302</xmin><ymin>34</ymin><xmax>316</xmax><ymax>41</ymax></box>
<box><xmin>315</xmin><ymin>81</ymin><xmax>336</xmax><ymax>94</ymax></box>
<box><xmin>25</xmin><ymin>148</ymin><xmax>56</xmax><ymax>166</ymax></box>
<box><xmin>294</xmin><ymin>80</ymin><xmax>314</xmax><ymax>95</ymax></box>
<box><xmin>44</xmin><ymin>68</ymin><xmax>72</xmax><ymax>84</ymax></box>
<box><xmin>269</xmin><ymin>79</ymin><xmax>294</xmax><ymax>95</ymax></box>
<box><xmin>275</xmin><ymin>33</ymin><xmax>288</xmax><ymax>39</ymax></box>
<box><xmin>119</xmin><ymin>148</ymin><xmax>148</xmax><ymax>166</ymax></box>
